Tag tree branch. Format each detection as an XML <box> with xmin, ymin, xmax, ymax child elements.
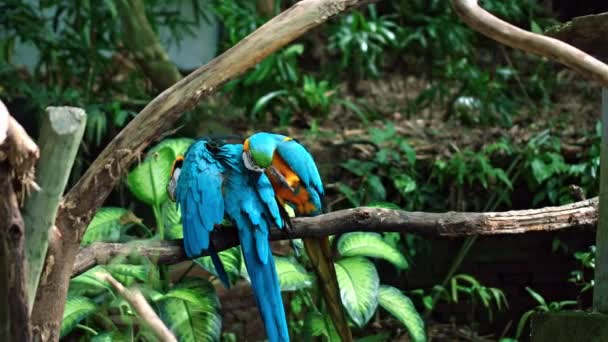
<box><xmin>32</xmin><ymin>1</ymin><xmax>375</xmax><ymax>339</ymax></box>
<box><xmin>100</xmin><ymin>273</ymin><xmax>177</xmax><ymax>342</ymax></box>
<box><xmin>450</xmin><ymin>0</ymin><xmax>608</xmax><ymax>86</ymax></box>
<box><xmin>73</xmin><ymin>197</ymin><xmax>598</xmax><ymax>276</ymax></box>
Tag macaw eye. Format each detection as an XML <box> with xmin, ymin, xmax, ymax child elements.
<box><xmin>242</xmin><ymin>151</ymin><xmax>265</xmax><ymax>173</ymax></box>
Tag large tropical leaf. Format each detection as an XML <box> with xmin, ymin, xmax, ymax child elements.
<box><xmin>163</xmin><ymin>200</ymin><xmax>183</xmax><ymax>240</ymax></box>
<box><xmin>335</xmin><ymin>257</ymin><xmax>379</xmax><ymax>327</ymax></box>
<box><xmin>303</xmin><ymin>311</ymin><xmax>341</xmax><ymax>342</ymax></box>
<box><xmin>81</xmin><ymin>207</ymin><xmax>135</xmax><ymax>245</ymax></box>
<box><xmin>194</xmin><ymin>246</ymin><xmax>242</xmax><ymax>285</ymax></box>
<box><xmin>61</xmin><ymin>296</ymin><xmax>98</xmax><ymax>338</ymax></box>
<box><xmin>275</xmin><ymin>256</ymin><xmax>313</xmax><ymax>291</ymax></box>
<box><xmin>127</xmin><ymin>147</ymin><xmax>174</xmax><ymax>206</ymax></box>
<box><xmin>378</xmin><ymin>285</ymin><xmax>426</xmax><ymax>342</ymax></box>
<box><xmin>68</xmin><ymin>266</ymin><xmax>112</xmax><ymax>296</ymax></box>
<box><xmin>147</xmin><ymin>138</ymin><xmax>194</xmax><ymax>158</ymax></box>
<box><xmin>338</xmin><ymin>232</ymin><xmax>408</xmax><ymax>270</ymax></box>
<box><xmin>158</xmin><ymin>278</ymin><xmax>221</xmax><ymax>342</ymax></box>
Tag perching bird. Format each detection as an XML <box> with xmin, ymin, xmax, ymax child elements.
<box><xmin>242</xmin><ymin>132</ymin><xmax>353</xmax><ymax>342</ymax></box>
<box><xmin>167</xmin><ymin>140</ymin><xmax>230</xmax><ymax>288</ymax></box>
<box><xmin>168</xmin><ymin>139</ymin><xmax>289</xmax><ymax>341</ymax></box>
<box><xmin>218</xmin><ymin>143</ymin><xmax>290</xmax><ymax>342</ymax></box>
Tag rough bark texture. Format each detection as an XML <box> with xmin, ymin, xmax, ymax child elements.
<box><xmin>31</xmin><ymin>1</ymin><xmax>374</xmax><ymax>340</ymax></box>
<box><xmin>23</xmin><ymin>107</ymin><xmax>86</xmax><ymax>313</ymax></box>
<box><xmin>0</xmin><ymin>163</ymin><xmax>31</xmax><ymax>341</ymax></box>
<box><xmin>546</xmin><ymin>13</ymin><xmax>608</xmax><ymax>61</ymax></box>
<box><xmin>116</xmin><ymin>0</ymin><xmax>182</xmax><ymax>91</ymax></box>
<box><xmin>450</xmin><ymin>0</ymin><xmax>608</xmax><ymax>86</ymax></box>
<box><xmin>72</xmin><ymin>197</ymin><xmax>598</xmax><ymax>276</ymax></box>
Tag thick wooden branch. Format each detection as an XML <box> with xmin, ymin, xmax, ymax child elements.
<box><xmin>100</xmin><ymin>274</ymin><xmax>177</xmax><ymax>342</ymax></box>
<box><xmin>546</xmin><ymin>13</ymin><xmax>608</xmax><ymax>61</ymax></box>
<box><xmin>23</xmin><ymin>107</ymin><xmax>86</xmax><ymax>313</ymax></box>
<box><xmin>32</xmin><ymin>1</ymin><xmax>374</xmax><ymax>339</ymax></box>
<box><xmin>73</xmin><ymin>198</ymin><xmax>599</xmax><ymax>276</ymax></box>
<box><xmin>450</xmin><ymin>0</ymin><xmax>608</xmax><ymax>86</ymax></box>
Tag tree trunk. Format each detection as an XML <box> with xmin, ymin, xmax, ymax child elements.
<box><xmin>0</xmin><ymin>162</ymin><xmax>31</xmax><ymax>341</ymax></box>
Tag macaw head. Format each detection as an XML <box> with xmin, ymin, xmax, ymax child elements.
<box><xmin>167</xmin><ymin>155</ymin><xmax>184</xmax><ymax>201</ymax></box>
<box><xmin>242</xmin><ymin>132</ymin><xmax>285</xmax><ymax>172</ymax></box>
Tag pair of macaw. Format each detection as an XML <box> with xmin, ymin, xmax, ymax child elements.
<box><xmin>167</xmin><ymin>133</ymin><xmax>352</xmax><ymax>342</ymax></box>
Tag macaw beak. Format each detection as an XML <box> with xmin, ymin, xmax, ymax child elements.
<box><xmin>242</xmin><ymin>150</ymin><xmax>265</xmax><ymax>173</ymax></box>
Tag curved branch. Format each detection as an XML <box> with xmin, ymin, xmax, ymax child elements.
<box><xmin>450</xmin><ymin>0</ymin><xmax>608</xmax><ymax>86</ymax></box>
<box><xmin>73</xmin><ymin>197</ymin><xmax>598</xmax><ymax>276</ymax></box>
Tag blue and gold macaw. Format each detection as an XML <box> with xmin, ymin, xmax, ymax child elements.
<box><xmin>218</xmin><ymin>143</ymin><xmax>289</xmax><ymax>342</ymax></box>
<box><xmin>168</xmin><ymin>139</ymin><xmax>289</xmax><ymax>341</ymax></box>
<box><xmin>167</xmin><ymin>140</ymin><xmax>230</xmax><ymax>288</ymax></box>
<box><xmin>242</xmin><ymin>132</ymin><xmax>353</xmax><ymax>342</ymax></box>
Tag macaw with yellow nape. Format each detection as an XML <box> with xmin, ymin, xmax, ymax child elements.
<box><xmin>167</xmin><ymin>141</ymin><xmax>230</xmax><ymax>288</ymax></box>
<box><xmin>168</xmin><ymin>139</ymin><xmax>290</xmax><ymax>341</ymax></box>
<box><xmin>242</xmin><ymin>132</ymin><xmax>353</xmax><ymax>342</ymax></box>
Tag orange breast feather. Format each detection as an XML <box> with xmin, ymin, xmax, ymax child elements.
<box><xmin>268</xmin><ymin>152</ymin><xmax>316</xmax><ymax>215</ymax></box>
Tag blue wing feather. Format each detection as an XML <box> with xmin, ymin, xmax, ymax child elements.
<box><xmin>275</xmin><ymin>139</ymin><xmax>324</xmax><ymax>207</ymax></box>
<box><xmin>220</xmin><ymin>143</ymin><xmax>289</xmax><ymax>341</ymax></box>
<box><xmin>176</xmin><ymin>140</ymin><xmax>230</xmax><ymax>287</ymax></box>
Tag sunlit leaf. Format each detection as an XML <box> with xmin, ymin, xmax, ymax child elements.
<box><xmin>127</xmin><ymin>147</ymin><xmax>174</xmax><ymax>206</ymax></box>
<box><xmin>335</xmin><ymin>257</ymin><xmax>379</xmax><ymax>327</ymax></box>
<box><xmin>338</xmin><ymin>232</ymin><xmax>408</xmax><ymax>270</ymax></box>
<box><xmin>194</xmin><ymin>247</ymin><xmax>242</xmax><ymax>285</ymax></box>
<box><xmin>303</xmin><ymin>311</ymin><xmax>341</xmax><ymax>342</ymax></box>
<box><xmin>275</xmin><ymin>256</ymin><xmax>313</xmax><ymax>291</ymax></box>
<box><xmin>378</xmin><ymin>285</ymin><xmax>426</xmax><ymax>342</ymax></box>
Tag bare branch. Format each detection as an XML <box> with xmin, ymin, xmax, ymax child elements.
<box><xmin>450</xmin><ymin>0</ymin><xmax>608</xmax><ymax>86</ymax></box>
<box><xmin>73</xmin><ymin>197</ymin><xmax>598</xmax><ymax>276</ymax></box>
<box><xmin>100</xmin><ymin>273</ymin><xmax>177</xmax><ymax>342</ymax></box>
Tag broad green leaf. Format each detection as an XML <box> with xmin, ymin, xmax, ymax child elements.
<box><xmin>106</xmin><ymin>264</ymin><xmax>149</xmax><ymax>283</ymax></box>
<box><xmin>194</xmin><ymin>247</ymin><xmax>242</xmax><ymax>285</ymax></box>
<box><xmin>275</xmin><ymin>256</ymin><xmax>313</xmax><ymax>291</ymax></box>
<box><xmin>163</xmin><ymin>201</ymin><xmax>183</xmax><ymax>240</ymax></box>
<box><xmin>378</xmin><ymin>285</ymin><xmax>426</xmax><ymax>342</ymax></box>
<box><xmin>158</xmin><ymin>278</ymin><xmax>221</xmax><ymax>342</ymax></box>
<box><xmin>335</xmin><ymin>257</ymin><xmax>379</xmax><ymax>327</ymax></box>
<box><xmin>68</xmin><ymin>266</ymin><xmax>112</xmax><ymax>296</ymax></box>
<box><xmin>81</xmin><ymin>207</ymin><xmax>134</xmax><ymax>245</ymax></box>
<box><xmin>61</xmin><ymin>296</ymin><xmax>98</xmax><ymax>338</ymax></box>
<box><xmin>367</xmin><ymin>201</ymin><xmax>400</xmax><ymax>209</ymax></box>
<box><xmin>338</xmin><ymin>232</ymin><xmax>408</xmax><ymax>270</ymax></box>
<box><xmin>91</xmin><ymin>332</ymin><xmax>130</xmax><ymax>342</ymax></box>
<box><xmin>127</xmin><ymin>147</ymin><xmax>174</xmax><ymax>206</ymax></box>
<box><xmin>148</xmin><ymin>138</ymin><xmax>194</xmax><ymax>158</ymax></box>
<box><xmin>303</xmin><ymin>311</ymin><xmax>341</xmax><ymax>342</ymax></box>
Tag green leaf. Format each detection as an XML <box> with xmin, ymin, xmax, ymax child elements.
<box><xmin>367</xmin><ymin>201</ymin><xmax>400</xmax><ymax>209</ymax></box>
<box><xmin>394</xmin><ymin>174</ymin><xmax>417</xmax><ymax>195</ymax></box>
<box><xmin>68</xmin><ymin>266</ymin><xmax>112</xmax><ymax>296</ymax></box>
<box><xmin>194</xmin><ymin>247</ymin><xmax>242</xmax><ymax>285</ymax></box>
<box><xmin>378</xmin><ymin>285</ymin><xmax>426</xmax><ymax>342</ymax></box>
<box><xmin>148</xmin><ymin>138</ymin><xmax>194</xmax><ymax>158</ymax></box>
<box><xmin>366</xmin><ymin>175</ymin><xmax>386</xmax><ymax>201</ymax></box>
<box><xmin>530</xmin><ymin>158</ymin><xmax>550</xmax><ymax>183</ymax></box>
<box><xmin>158</xmin><ymin>279</ymin><xmax>221</xmax><ymax>342</ymax></box>
<box><xmin>127</xmin><ymin>147</ymin><xmax>174</xmax><ymax>206</ymax></box>
<box><xmin>335</xmin><ymin>257</ymin><xmax>379</xmax><ymax>327</ymax></box>
<box><xmin>303</xmin><ymin>311</ymin><xmax>341</xmax><ymax>342</ymax></box>
<box><xmin>274</xmin><ymin>256</ymin><xmax>313</xmax><ymax>291</ymax></box>
<box><xmin>338</xmin><ymin>232</ymin><xmax>408</xmax><ymax>270</ymax></box>
<box><xmin>516</xmin><ymin>310</ymin><xmax>536</xmax><ymax>338</ymax></box>
<box><xmin>91</xmin><ymin>332</ymin><xmax>130</xmax><ymax>342</ymax></box>
<box><xmin>251</xmin><ymin>90</ymin><xmax>290</xmax><ymax>118</ymax></box>
<box><xmin>81</xmin><ymin>207</ymin><xmax>134</xmax><ymax>246</ymax></box>
<box><xmin>106</xmin><ymin>264</ymin><xmax>149</xmax><ymax>282</ymax></box>
<box><xmin>525</xmin><ymin>287</ymin><xmax>547</xmax><ymax>307</ymax></box>
<box><xmin>61</xmin><ymin>296</ymin><xmax>98</xmax><ymax>338</ymax></box>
